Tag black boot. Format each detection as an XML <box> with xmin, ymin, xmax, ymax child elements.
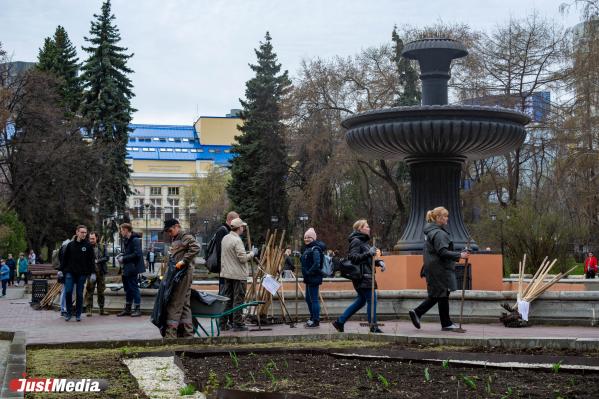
<box><xmin>130</xmin><ymin>304</ymin><xmax>142</xmax><ymax>317</ymax></box>
<box><xmin>117</xmin><ymin>303</ymin><xmax>132</xmax><ymax>317</ymax></box>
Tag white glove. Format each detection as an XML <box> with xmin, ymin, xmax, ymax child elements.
<box><xmin>57</xmin><ymin>271</ymin><xmax>63</xmax><ymax>279</ymax></box>
<box><xmin>90</xmin><ymin>273</ymin><xmax>97</xmax><ymax>283</ymax></box>
<box><xmin>379</xmin><ymin>261</ymin><xmax>386</xmax><ymax>272</ymax></box>
<box><xmin>251</xmin><ymin>247</ymin><xmax>259</xmax><ymax>257</ymax></box>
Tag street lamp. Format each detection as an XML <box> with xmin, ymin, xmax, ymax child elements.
<box><xmin>144</xmin><ymin>202</ymin><xmax>150</xmax><ymax>250</ymax></box>
<box><xmin>188</xmin><ymin>204</ymin><xmax>197</xmax><ymax>233</ymax></box>
<box><xmin>271</xmin><ymin>215</ymin><xmax>279</xmax><ymax>228</ymax></box>
<box><xmin>298</xmin><ymin>214</ymin><xmax>309</xmax><ymax>239</ymax></box>
<box><xmin>490</xmin><ymin>212</ymin><xmax>504</xmax><ymax>255</ymax></box>
<box><xmin>203</xmin><ymin>219</ymin><xmax>209</xmax><ymax>236</ymax></box>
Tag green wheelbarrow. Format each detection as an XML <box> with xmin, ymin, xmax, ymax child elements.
<box><xmin>191</xmin><ymin>292</ymin><xmax>264</xmax><ymax>337</ymax></box>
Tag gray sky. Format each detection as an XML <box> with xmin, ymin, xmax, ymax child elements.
<box><xmin>0</xmin><ymin>0</ymin><xmax>583</xmax><ymax>125</ymax></box>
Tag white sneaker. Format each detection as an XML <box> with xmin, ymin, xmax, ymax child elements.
<box><xmin>442</xmin><ymin>323</ymin><xmax>461</xmax><ymax>331</ymax></box>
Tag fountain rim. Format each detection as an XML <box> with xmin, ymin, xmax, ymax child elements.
<box><xmin>341</xmin><ymin>104</ymin><xmax>531</xmax><ymax>130</ymax></box>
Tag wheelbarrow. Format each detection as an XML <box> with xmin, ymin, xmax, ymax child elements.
<box><xmin>190</xmin><ymin>291</ymin><xmax>264</xmax><ymax>337</ymax></box>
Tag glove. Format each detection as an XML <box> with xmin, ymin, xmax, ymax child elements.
<box><xmin>90</xmin><ymin>273</ymin><xmax>96</xmax><ymax>283</ymax></box>
<box><xmin>175</xmin><ymin>261</ymin><xmax>185</xmax><ymax>270</ymax></box>
<box><xmin>251</xmin><ymin>247</ymin><xmax>259</xmax><ymax>257</ymax></box>
<box><xmin>57</xmin><ymin>271</ymin><xmax>63</xmax><ymax>279</ymax></box>
<box><xmin>379</xmin><ymin>261</ymin><xmax>386</xmax><ymax>272</ymax></box>
<box><xmin>368</xmin><ymin>246</ymin><xmax>377</xmax><ymax>256</ymax></box>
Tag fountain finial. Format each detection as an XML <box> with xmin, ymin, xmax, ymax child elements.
<box><xmin>401</xmin><ymin>38</ymin><xmax>468</xmax><ymax>106</ymax></box>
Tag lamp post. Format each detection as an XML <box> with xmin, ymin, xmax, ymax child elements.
<box><xmin>188</xmin><ymin>204</ymin><xmax>197</xmax><ymax>233</ymax></box>
<box><xmin>490</xmin><ymin>212</ymin><xmax>504</xmax><ymax>256</ymax></box>
<box><xmin>298</xmin><ymin>214</ymin><xmax>308</xmax><ymax>240</ymax></box>
<box><xmin>271</xmin><ymin>215</ymin><xmax>279</xmax><ymax>229</ymax></box>
<box><xmin>144</xmin><ymin>202</ymin><xmax>150</xmax><ymax>251</ymax></box>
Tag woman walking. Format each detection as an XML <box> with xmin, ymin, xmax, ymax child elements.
<box><xmin>408</xmin><ymin>206</ymin><xmax>469</xmax><ymax>332</ymax></box>
<box><xmin>17</xmin><ymin>253</ymin><xmax>29</xmax><ymax>285</ymax></box>
<box><xmin>332</xmin><ymin>219</ymin><xmax>386</xmax><ymax>333</ymax></box>
<box><xmin>300</xmin><ymin>228</ymin><xmax>326</xmax><ymax>328</ymax></box>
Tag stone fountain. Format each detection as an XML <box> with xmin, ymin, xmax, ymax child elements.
<box><xmin>342</xmin><ymin>39</ymin><xmax>530</xmax><ymax>252</ymax></box>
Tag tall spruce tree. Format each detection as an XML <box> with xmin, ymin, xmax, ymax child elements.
<box><xmin>36</xmin><ymin>26</ymin><xmax>82</xmax><ymax>115</ymax></box>
<box><xmin>228</xmin><ymin>32</ymin><xmax>291</xmax><ymax>241</ymax></box>
<box><xmin>391</xmin><ymin>26</ymin><xmax>421</xmax><ymax>106</ymax></box>
<box><xmin>80</xmin><ymin>0</ymin><xmax>134</xmax><ymax>217</ymax></box>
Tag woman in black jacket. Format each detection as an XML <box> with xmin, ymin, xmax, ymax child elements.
<box><xmin>332</xmin><ymin>219</ymin><xmax>386</xmax><ymax>333</ymax></box>
<box><xmin>408</xmin><ymin>206</ymin><xmax>469</xmax><ymax>332</ymax></box>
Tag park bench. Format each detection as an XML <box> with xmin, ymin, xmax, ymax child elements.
<box><xmin>28</xmin><ymin>264</ymin><xmax>58</xmax><ymax>279</ymax></box>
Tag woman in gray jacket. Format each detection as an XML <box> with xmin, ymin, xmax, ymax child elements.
<box><xmin>408</xmin><ymin>207</ymin><xmax>469</xmax><ymax>332</ymax></box>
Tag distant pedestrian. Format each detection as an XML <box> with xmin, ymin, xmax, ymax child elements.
<box><xmin>116</xmin><ymin>223</ymin><xmax>145</xmax><ymax>318</ymax></box>
<box><xmin>408</xmin><ymin>207</ymin><xmax>469</xmax><ymax>332</ymax></box>
<box><xmin>220</xmin><ymin>218</ymin><xmax>256</xmax><ymax>332</ymax></box>
<box><xmin>146</xmin><ymin>247</ymin><xmax>156</xmax><ymax>273</ymax></box>
<box><xmin>282</xmin><ymin>248</ymin><xmax>295</xmax><ymax>278</ymax></box>
<box><xmin>584</xmin><ymin>252</ymin><xmax>597</xmax><ymax>279</ymax></box>
<box><xmin>332</xmin><ymin>220</ymin><xmax>386</xmax><ymax>334</ymax></box>
<box><xmin>1</xmin><ymin>259</ymin><xmax>9</xmax><ymax>297</ymax></box>
<box><xmin>300</xmin><ymin>228</ymin><xmax>326</xmax><ymax>328</ymax></box>
<box><xmin>28</xmin><ymin>250</ymin><xmax>36</xmax><ymax>265</ymax></box>
<box><xmin>58</xmin><ymin>225</ymin><xmax>95</xmax><ymax>322</ymax></box>
<box><xmin>6</xmin><ymin>254</ymin><xmax>16</xmax><ymax>286</ymax></box>
<box><xmin>17</xmin><ymin>253</ymin><xmax>29</xmax><ymax>285</ymax></box>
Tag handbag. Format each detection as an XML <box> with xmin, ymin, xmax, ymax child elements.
<box><xmin>339</xmin><ymin>258</ymin><xmax>363</xmax><ymax>281</ymax></box>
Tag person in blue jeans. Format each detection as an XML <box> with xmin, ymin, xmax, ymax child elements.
<box><xmin>332</xmin><ymin>219</ymin><xmax>386</xmax><ymax>333</ymax></box>
<box><xmin>1</xmin><ymin>259</ymin><xmax>10</xmax><ymax>296</ymax></box>
<box><xmin>58</xmin><ymin>225</ymin><xmax>95</xmax><ymax>321</ymax></box>
<box><xmin>300</xmin><ymin>228</ymin><xmax>326</xmax><ymax>328</ymax></box>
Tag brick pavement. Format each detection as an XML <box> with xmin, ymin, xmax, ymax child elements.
<box><xmin>1</xmin><ymin>285</ymin><xmax>598</xmax><ymax>345</ymax></box>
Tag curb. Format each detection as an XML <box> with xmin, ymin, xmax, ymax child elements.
<box><xmin>0</xmin><ymin>331</ymin><xmax>26</xmax><ymax>399</ymax></box>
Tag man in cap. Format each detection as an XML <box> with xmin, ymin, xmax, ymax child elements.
<box><xmin>220</xmin><ymin>217</ymin><xmax>258</xmax><ymax>331</ymax></box>
<box><xmin>163</xmin><ymin>218</ymin><xmax>201</xmax><ymax>338</ymax></box>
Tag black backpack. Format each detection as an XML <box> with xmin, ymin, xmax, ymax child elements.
<box><xmin>339</xmin><ymin>258</ymin><xmax>363</xmax><ymax>281</ymax></box>
<box><xmin>204</xmin><ymin>226</ymin><xmax>226</xmax><ymax>273</ymax></box>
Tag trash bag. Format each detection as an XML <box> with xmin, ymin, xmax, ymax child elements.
<box><xmin>150</xmin><ymin>258</ymin><xmax>189</xmax><ymax>337</ymax></box>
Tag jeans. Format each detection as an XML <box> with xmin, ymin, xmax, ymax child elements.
<box><xmin>304</xmin><ymin>284</ymin><xmax>321</xmax><ymax>322</ymax></box>
<box><xmin>60</xmin><ymin>287</ymin><xmax>67</xmax><ymax>313</ymax></box>
<box><xmin>413</xmin><ymin>295</ymin><xmax>452</xmax><ymax>327</ymax></box>
<box><xmin>338</xmin><ymin>288</ymin><xmax>377</xmax><ymax>324</ymax></box>
<box><xmin>148</xmin><ymin>262</ymin><xmax>155</xmax><ymax>273</ymax></box>
<box><xmin>122</xmin><ymin>274</ymin><xmax>141</xmax><ymax>305</ymax></box>
<box><xmin>17</xmin><ymin>272</ymin><xmax>28</xmax><ymax>285</ymax></box>
<box><xmin>1</xmin><ymin>279</ymin><xmax>7</xmax><ymax>295</ymax></box>
<box><xmin>64</xmin><ymin>273</ymin><xmax>87</xmax><ymax>318</ymax></box>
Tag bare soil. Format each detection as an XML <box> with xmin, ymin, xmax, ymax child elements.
<box><xmin>179</xmin><ymin>350</ymin><xmax>599</xmax><ymax>399</ymax></box>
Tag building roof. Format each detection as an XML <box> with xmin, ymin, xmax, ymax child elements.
<box><xmin>126</xmin><ymin>123</ymin><xmax>234</xmax><ymax>165</ymax></box>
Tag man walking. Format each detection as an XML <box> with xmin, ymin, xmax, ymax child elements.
<box><xmin>85</xmin><ymin>232</ymin><xmax>109</xmax><ymax>316</ymax></box>
<box><xmin>220</xmin><ymin>218</ymin><xmax>257</xmax><ymax>332</ymax></box>
<box><xmin>163</xmin><ymin>218</ymin><xmax>200</xmax><ymax>338</ymax></box>
<box><xmin>116</xmin><ymin>224</ymin><xmax>145</xmax><ymax>317</ymax></box>
<box><xmin>58</xmin><ymin>225</ymin><xmax>95</xmax><ymax>321</ymax></box>
<box><xmin>146</xmin><ymin>247</ymin><xmax>156</xmax><ymax>274</ymax></box>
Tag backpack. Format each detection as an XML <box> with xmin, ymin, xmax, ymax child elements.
<box><xmin>339</xmin><ymin>258</ymin><xmax>363</xmax><ymax>281</ymax></box>
<box><xmin>204</xmin><ymin>226</ymin><xmax>226</xmax><ymax>273</ymax></box>
<box><xmin>52</xmin><ymin>239</ymin><xmax>71</xmax><ymax>270</ymax></box>
<box><xmin>322</xmin><ymin>254</ymin><xmax>333</xmax><ymax>277</ymax></box>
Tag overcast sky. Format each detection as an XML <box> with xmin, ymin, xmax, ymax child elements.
<box><xmin>0</xmin><ymin>0</ymin><xmax>583</xmax><ymax>125</ymax></box>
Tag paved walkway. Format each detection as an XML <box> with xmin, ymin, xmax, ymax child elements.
<box><xmin>1</xmin><ymin>285</ymin><xmax>598</xmax><ymax>345</ymax></box>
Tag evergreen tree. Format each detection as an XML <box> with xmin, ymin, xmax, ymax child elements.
<box><xmin>228</xmin><ymin>32</ymin><xmax>291</xmax><ymax>240</ymax></box>
<box><xmin>36</xmin><ymin>26</ymin><xmax>82</xmax><ymax>115</ymax></box>
<box><xmin>80</xmin><ymin>0</ymin><xmax>135</xmax><ymax>217</ymax></box>
<box><xmin>391</xmin><ymin>26</ymin><xmax>421</xmax><ymax>106</ymax></box>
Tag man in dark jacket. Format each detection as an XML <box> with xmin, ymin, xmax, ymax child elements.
<box><xmin>116</xmin><ymin>223</ymin><xmax>145</xmax><ymax>317</ymax></box>
<box><xmin>58</xmin><ymin>225</ymin><xmax>95</xmax><ymax>322</ymax></box>
<box><xmin>163</xmin><ymin>218</ymin><xmax>201</xmax><ymax>338</ymax></box>
<box><xmin>85</xmin><ymin>232</ymin><xmax>110</xmax><ymax>316</ymax></box>
<box><xmin>6</xmin><ymin>254</ymin><xmax>16</xmax><ymax>286</ymax></box>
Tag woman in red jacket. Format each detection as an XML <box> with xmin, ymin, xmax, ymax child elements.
<box><xmin>584</xmin><ymin>252</ymin><xmax>597</xmax><ymax>279</ymax></box>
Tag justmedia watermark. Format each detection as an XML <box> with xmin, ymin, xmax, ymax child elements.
<box><xmin>9</xmin><ymin>373</ymin><xmax>108</xmax><ymax>393</ymax></box>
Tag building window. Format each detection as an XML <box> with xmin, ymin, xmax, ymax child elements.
<box><xmin>175</xmin><ymin>148</ymin><xmax>182</xmax><ymax>152</ymax></box>
<box><xmin>150</xmin><ymin>187</ymin><xmax>161</xmax><ymax>196</ymax></box>
<box><xmin>167</xmin><ymin>198</ymin><xmax>180</xmax><ymax>218</ymax></box>
<box><xmin>150</xmin><ymin>198</ymin><xmax>162</xmax><ymax>218</ymax></box>
<box><xmin>190</xmin><ymin>149</ymin><xmax>197</xmax><ymax>153</ymax></box>
<box><xmin>168</xmin><ymin>187</ymin><xmax>180</xmax><ymax>196</ymax></box>
<box><xmin>153</xmin><ymin>137</ymin><xmax>160</xmax><ymax>141</ymax></box>
<box><xmin>168</xmin><ymin>138</ymin><xmax>175</xmax><ymax>142</ymax></box>
<box><xmin>159</xmin><ymin>138</ymin><xmax>166</xmax><ymax>142</ymax></box>
<box><xmin>182</xmin><ymin>138</ymin><xmax>189</xmax><ymax>142</ymax></box>
<box><xmin>224</xmin><ymin>149</ymin><xmax>230</xmax><ymax>153</ymax></box>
